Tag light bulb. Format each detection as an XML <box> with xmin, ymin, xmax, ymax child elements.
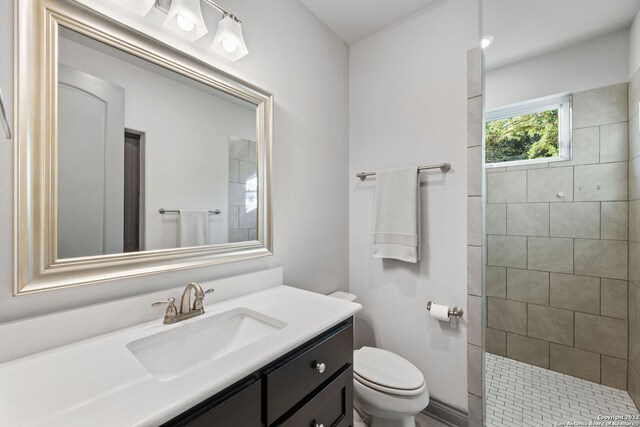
<box><xmin>481</xmin><ymin>35</ymin><xmax>494</xmax><ymax>49</ymax></box>
<box><xmin>177</xmin><ymin>13</ymin><xmax>195</xmax><ymax>32</ymax></box>
<box><xmin>222</xmin><ymin>38</ymin><xmax>238</xmax><ymax>53</ymax></box>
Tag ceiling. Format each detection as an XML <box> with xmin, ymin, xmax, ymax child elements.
<box><xmin>484</xmin><ymin>0</ymin><xmax>640</xmax><ymax>69</ymax></box>
<box><xmin>299</xmin><ymin>0</ymin><xmax>442</xmax><ymax>45</ymax></box>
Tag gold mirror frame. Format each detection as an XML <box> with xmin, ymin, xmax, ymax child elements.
<box><xmin>14</xmin><ymin>0</ymin><xmax>273</xmax><ymax>295</ymax></box>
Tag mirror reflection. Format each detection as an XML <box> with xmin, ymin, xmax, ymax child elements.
<box><xmin>57</xmin><ymin>28</ymin><xmax>258</xmax><ymax>260</ymax></box>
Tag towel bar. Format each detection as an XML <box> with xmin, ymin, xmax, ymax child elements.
<box><xmin>356</xmin><ymin>163</ymin><xmax>451</xmax><ymax>181</ymax></box>
<box><xmin>159</xmin><ymin>208</ymin><xmax>222</xmax><ymax>215</ymax></box>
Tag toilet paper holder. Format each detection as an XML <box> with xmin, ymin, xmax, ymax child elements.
<box><xmin>427</xmin><ymin>301</ymin><xmax>464</xmax><ymax>318</ymax></box>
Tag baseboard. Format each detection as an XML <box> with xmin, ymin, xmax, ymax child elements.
<box><xmin>423</xmin><ymin>396</ymin><xmax>469</xmax><ymax>427</ymax></box>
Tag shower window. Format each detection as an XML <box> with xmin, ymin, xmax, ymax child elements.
<box><xmin>485</xmin><ymin>93</ymin><xmax>572</xmax><ymax>167</ymax></box>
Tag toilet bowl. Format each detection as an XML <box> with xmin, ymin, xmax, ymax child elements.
<box><xmin>328</xmin><ymin>291</ymin><xmax>430</xmax><ymax>426</ymax></box>
<box><xmin>353</xmin><ymin>346</ymin><xmax>429</xmax><ymax>427</ymax></box>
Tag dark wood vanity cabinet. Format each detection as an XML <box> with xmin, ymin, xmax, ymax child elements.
<box><xmin>162</xmin><ymin>319</ymin><xmax>354</xmax><ymax>427</ymax></box>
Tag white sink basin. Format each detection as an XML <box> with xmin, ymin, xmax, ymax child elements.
<box><xmin>126</xmin><ymin>307</ymin><xmax>287</xmax><ymax>381</ymax></box>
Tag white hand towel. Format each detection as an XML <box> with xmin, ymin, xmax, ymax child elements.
<box><xmin>179</xmin><ymin>210</ymin><xmax>210</xmax><ymax>247</ymax></box>
<box><xmin>372</xmin><ymin>167</ymin><xmax>420</xmax><ymax>263</ymax></box>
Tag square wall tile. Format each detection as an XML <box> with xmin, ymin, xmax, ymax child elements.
<box><xmin>488</xmin><ymin>171</ymin><xmax>527</xmax><ymax>204</ymax></box>
<box><xmin>229</xmin><ymin>183</ymin><xmax>246</xmax><ymax>206</ymax></box>
<box><xmin>239</xmin><ymin>207</ymin><xmax>257</xmax><ymax>229</ymax></box>
<box><xmin>631</xmin><ymin>242</ymin><xmax>640</xmax><ymax>285</ymax></box>
<box><xmin>486</xmin><ymin>204</ymin><xmax>506</xmax><ymax>235</ymax></box>
<box><xmin>467</xmin><ymin>246</ymin><xmax>482</xmax><ymax>297</ymax></box>
<box><xmin>528</xmin><ymin>304</ymin><xmax>573</xmax><ymax>345</ymax></box>
<box><xmin>488</xmin><ymin>297</ymin><xmax>527</xmax><ymax>335</ymax></box>
<box><xmin>574</xmin><ymin>163</ymin><xmax>628</xmax><ymax>202</ymax></box>
<box><xmin>486</xmin><ymin>266</ymin><xmax>506</xmax><ymax>298</ymax></box>
<box><xmin>527</xmin><ymin>167</ymin><xmax>574</xmax><ymax>203</ymax></box>
<box><xmin>227</xmin><ymin>205</ymin><xmax>238</xmax><ymax>229</ymax></box>
<box><xmin>575</xmin><ymin>312</ymin><xmax>628</xmax><ymax>359</ymax></box>
<box><xmin>602</xmin><ymin>355</ymin><xmax>627</xmax><ymax>390</ymax></box>
<box><xmin>467</xmin><ymin>344</ymin><xmax>482</xmax><ymax>396</ymax></box>
<box><xmin>238</xmin><ymin>161</ymin><xmax>257</xmax><ymax>183</ymax></box>
<box><xmin>467</xmin><ymin>146</ymin><xmax>482</xmax><ymax>196</ymax></box>
<box><xmin>630</xmin><ymin>113</ymin><xmax>639</xmax><ymax>159</ymax></box>
<box><xmin>228</xmin><ymin>228</ymin><xmax>249</xmax><ymax>242</ymax></box>
<box><xmin>600</xmin><ymin>122</ymin><xmax>629</xmax><ymax>163</ymax></box>
<box><xmin>468</xmin><ymin>393</ymin><xmax>483</xmax><ymax>427</ymax></box>
<box><xmin>549</xmin><ymin>202</ymin><xmax>600</xmax><ymax>239</ymax></box>
<box><xmin>550</xmin><ymin>126</ymin><xmax>599</xmax><ymax>167</ymax></box>
<box><xmin>229</xmin><ymin>159</ymin><xmax>239</xmax><ymax>182</ymax></box>
<box><xmin>486</xmin><ymin>327</ymin><xmax>506</xmax><ymax>356</ymax></box>
<box><xmin>488</xmin><ymin>235</ymin><xmax>527</xmax><ymax>269</ymax></box>
<box><xmin>507</xmin><ymin>203</ymin><xmax>549</xmax><ymax>236</ymax></box>
<box><xmin>573</xmin><ymin>83</ymin><xmax>628</xmax><ymax>128</ymax></box>
<box><xmin>467</xmin><ymin>296</ymin><xmax>481</xmax><ymax>346</ymax></box>
<box><xmin>549</xmin><ymin>273</ymin><xmax>600</xmax><ymax>315</ymax></box>
<box><xmin>467</xmin><ymin>48</ymin><xmax>482</xmax><ymax>99</ymax></box>
<box><xmin>601</xmin><ymin>279</ymin><xmax>628</xmax><ymax>320</ymax></box>
<box><xmin>601</xmin><ymin>201</ymin><xmax>628</xmax><ymax>241</ymax></box>
<box><xmin>550</xmin><ymin>343</ymin><xmax>600</xmax><ymax>383</ymax></box>
<box><xmin>631</xmin><ymin>156</ymin><xmax>640</xmax><ymax>201</ymax></box>
<box><xmin>507</xmin><ymin>268</ymin><xmax>549</xmax><ymax>305</ymax></box>
<box><xmin>528</xmin><ymin>237</ymin><xmax>574</xmax><ymax>273</ymax></box>
<box><xmin>467</xmin><ymin>196</ymin><xmax>482</xmax><ymax>246</ymax></box>
<box><xmin>629</xmin><ymin>365</ymin><xmax>640</xmax><ymax>408</ymax></box>
<box><xmin>630</xmin><ymin>70</ymin><xmax>640</xmax><ymax>119</ymax></box>
<box><xmin>229</xmin><ymin>137</ymin><xmax>249</xmax><ymax>161</ymax></box>
<box><xmin>575</xmin><ymin>239</ymin><xmax>628</xmax><ymax>280</ymax></box>
<box><xmin>506</xmin><ymin>333</ymin><xmax>549</xmax><ymax>368</ymax></box>
<box><xmin>630</xmin><ymin>201</ymin><xmax>638</xmax><ymax>243</ymax></box>
<box><xmin>468</xmin><ymin>96</ymin><xmax>482</xmax><ymax>148</ymax></box>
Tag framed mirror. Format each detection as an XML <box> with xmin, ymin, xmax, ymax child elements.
<box><xmin>14</xmin><ymin>0</ymin><xmax>273</xmax><ymax>294</ymax></box>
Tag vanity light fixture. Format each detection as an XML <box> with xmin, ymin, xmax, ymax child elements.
<box><xmin>110</xmin><ymin>0</ymin><xmax>156</xmax><ymax>16</ymax></box>
<box><xmin>162</xmin><ymin>0</ymin><xmax>209</xmax><ymax>41</ymax></box>
<box><xmin>155</xmin><ymin>0</ymin><xmax>249</xmax><ymax>61</ymax></box>
<box><xmin>210</xmin><ymin>13</ymin><xmax>249</xmax><ymax>62</ymax></box>
<box><xmin>481</xmin><ymin>35</ymin><xmax>494</xmax><ymax>49</ymax></box>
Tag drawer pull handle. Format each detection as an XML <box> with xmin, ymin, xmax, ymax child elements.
<box><xmin>311</xmin><ymin>422</ymin><xmax>324</xmax><ymax>427</ymax></box>
<box><xmin>313</xmin><ymin>361</ymin><xmax>326</xmax><ymax>373</ymax></box>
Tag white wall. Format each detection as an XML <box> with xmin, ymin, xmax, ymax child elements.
<box><xmin>59</xmin><ymin>35</ymin><xmax>256</xmax><ymax>249</ymax></box>
<box><xmin>486</xmin><ymin>29</ymin><xmax>630</xmax><ymax>109</ymax></box>
<box><xmin>631</xmin><ymin>10</ymin><xmax>640</xmax><ymax>78</ymax></box>
<box><xmin>349</xmin><ymin>0</ymin><xmax>479</xmax><ymax>411</ymax></box>
<box><xmin>0</xmin><ymin>0</ymin><xmax>349</xmax><ymax>323</ymax></box>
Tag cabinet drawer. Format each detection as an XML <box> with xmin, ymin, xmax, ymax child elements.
<box><xmin>279</xmin><ymin>367</ymin><xmax>353</xmax><ymax>427</ymax></box>
<box><xmin>266</xmin><ymin>324</ymin><xmax>353</xmax><ymax>425</ymax></box>
<box><xmin>184</xmin><ymin>379</ymin><xmax>262</xmax><ymax>427</ymax></box>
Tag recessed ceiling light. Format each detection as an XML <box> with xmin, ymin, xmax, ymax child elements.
<box><xmin>481</xmin><ymin>35</ymin><xmax>494</xmax><ymax>49</ymax></box>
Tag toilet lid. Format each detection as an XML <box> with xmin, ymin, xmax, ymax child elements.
<box><xmin>353</xmin><ymin>347</ymin><xmax>425</xmax><ymax>395</ymax></box>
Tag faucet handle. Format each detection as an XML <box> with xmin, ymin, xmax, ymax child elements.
<box><xmin>193</xmin><ymin>289</ymin><xmax>214</xmax><ymax>311</ymax></box>
<box><xmin>152</xmin><ymin>297</ymin><xmax>178</xmax><ymax>319</ymax></box>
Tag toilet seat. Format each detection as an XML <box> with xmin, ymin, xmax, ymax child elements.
<box><xmin>354</xmin><ymin>347</ymin><xmax>426</xmax><ymax>396</ymax></box>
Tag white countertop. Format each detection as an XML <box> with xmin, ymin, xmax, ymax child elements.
<box><xmin>0</xmin><ymin>285</ymin><xmax>361</xmax><ymax>427</ymax></box>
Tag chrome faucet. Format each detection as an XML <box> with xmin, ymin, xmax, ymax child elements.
<box><xmin>152</xmin><ymin>282</ymin><xmax>214</xmax><ymax>324</ymax></box>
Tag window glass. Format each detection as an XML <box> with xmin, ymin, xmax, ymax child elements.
<box><xmin>485</xmin><ymin>94</ymin><xmax>571</xmax><ymax>167</ymax></box>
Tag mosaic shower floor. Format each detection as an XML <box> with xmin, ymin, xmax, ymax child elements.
<box><xmin>486</xmin><ymin>353</ymin><xmax>640</xmax><ymax>426</ymax></box>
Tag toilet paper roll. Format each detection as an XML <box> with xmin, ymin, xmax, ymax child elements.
<box><xmin>430</xmin><ymin>303</ymin><xmax>450</xmax><ymax>321</ymax></box>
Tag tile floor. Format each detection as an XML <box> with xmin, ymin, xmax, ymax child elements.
<box><xmin>486</xmin><ymin>353</ymin><xmax>640</xmax><ymax>426</ymax></box>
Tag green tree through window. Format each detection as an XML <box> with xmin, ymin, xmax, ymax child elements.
<box><xmin>485</xmin><ymin>109</ymin><xmax>559</xmax><ymax>164</ymax></box>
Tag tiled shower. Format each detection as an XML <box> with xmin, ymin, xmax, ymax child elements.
<box><xmin>486</xmin><ymin>83</ymin><xmax>631</xmax><ymax>389</ymax></box>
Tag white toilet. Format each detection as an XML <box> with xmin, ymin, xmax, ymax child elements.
<box><xmin>329</xmin><ymin>292</ymin><xmax>430</xmax><ymax>427</ymax></box>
